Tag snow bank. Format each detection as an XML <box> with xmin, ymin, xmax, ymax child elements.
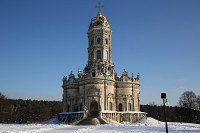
<box><xmin>73</xmin><ymin>117</ymin><xmax>200</xmax><ymax>133</ymax></box>
<box><xmin>134</xmin><ymin>117</ymin><xmax>162</xmax><ymax>126</ymax></box>
<box><xmin>0</xmin><ymin>123</ymin><xmax>69</xmax><ymax>133</ymax></box>
<box><xmin>1</xmin><ymin>117</ymin><xmax>200</xmax><ymax>133</ymax></box>
<box><xmin>0</xmin><ymin>117</ymin><xmax>70</xmax><ymax>133</ymax></box>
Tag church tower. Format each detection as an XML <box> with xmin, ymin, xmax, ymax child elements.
<box><xmin>88</xmin><ymin>11</ymin><xmax>112</xmax><ymax>65</ymax></box>
<box><xmin>85</xmin><ymin>10</ymin><xmax>115</xmax><ymax>80</ymax></box>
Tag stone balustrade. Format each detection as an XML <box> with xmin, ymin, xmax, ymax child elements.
<box><xmin>57</xmin><ymin>111</ymin><xmax>84</xmax><ymax>123</ymax></box>
<box><xmin>101</xmin><ymin>111</ymin><xmax>147</xmax><ymax>123</ymax></box>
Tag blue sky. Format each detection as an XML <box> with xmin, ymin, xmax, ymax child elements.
<box><xmin>0</xmin><ymin>0</ymin><xmax>200</xmax><ymax>106</ymax></box>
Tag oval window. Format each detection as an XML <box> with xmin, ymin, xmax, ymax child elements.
<box><xmin>97</xmin><ymin>38</ymin><xmax>101</xmax><ymax>44</ymax></box>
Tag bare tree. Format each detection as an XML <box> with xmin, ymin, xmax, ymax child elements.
<box><xmin>197</xmin><ymin>95</ymin><xmax>200</xmax><ymax>111</ymax></box>
<box><xmin>178</xmin><ymin>91</ymin><xmax>197</xmax><ymax>110</ymax></box>
<box><xmin>178</xmin><ymin>91</ymin><xmax>197</xmax><ymax>122</ymax></box>
<box><xmin>0</xmin><ymin>92</ymin><xmax>6</xmax><ymax>99</ymax></box>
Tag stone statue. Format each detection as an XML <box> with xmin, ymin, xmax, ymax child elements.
<box><xmin>83</xmin><ymin>105</ymin><xmax>88</xmax><ymax>118</ymax></box>
<box><xmin>62</xmin><ymin>76</ymin><xmax>67</xmax><ymax>83</ymax></box>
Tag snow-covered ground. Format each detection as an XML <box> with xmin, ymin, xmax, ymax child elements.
<box><xmin>0</xmin><ymin>123</ymin><xmax>70</xmax><ymax>133</ymax></box>
<box><xmin>1</xmin><ymin>118</ymin><xmax>200</xmax><ymax>133</ymax></box>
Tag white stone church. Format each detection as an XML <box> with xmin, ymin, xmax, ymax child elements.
<box><xmin>61</xmin><ymin>9</ymin><xmax>145</xmax><ymax>123</ymax></box>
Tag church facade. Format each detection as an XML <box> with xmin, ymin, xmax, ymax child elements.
<box><xmin>62</xmin><ymin>11</ymin><xmax>140</xmax><ymax>118</ymax></box>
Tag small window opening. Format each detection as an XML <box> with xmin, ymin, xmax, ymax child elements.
<box><xmin>92</xmin><ymin>72</ymin><xmax>95</xmax><ymax>77</ymax></box>
<box><xmin>97</xmin><ymin>50</ymin><xmax>101</xmax><ymax>59</ymax></box>
<box><xmin>67</xmin><ymin>104</ymin><xmax>70</xmax><ymax>112</ymax></box>
<box><xmin>74</xmin><ymin>104</ymin><xmax>78</xmax><ymax>112</ymax></box>
<box><xmin>105</xmin><ymin>39</ymin><xmax>108</xmax><ymax>44</ymax></box>
<box><xmin>91</xmin><ymin>40</ymin><xmax>93</xmax><ymax>46</ymax></box>
<box><xmin>128</xmin><ymin>103</ymin><xmax>131</xmax><ymax>111</ymax></box>
<box><xmin>119</xmin><ymin>103</ymin><xmax>123</xmax><ymax>111</ymax></box>
<box><xmin>80</xmin><ymin>103</ymin><xmax>83</xmax><ymax>111</ymax></box>
<box><xmin>97</xmin><ymin>38</ymin><xmax>101</xmax><ymax>44</ymax></box>
<box><xmin>109</xmin><ymin>102</ymin><xmax>112</xmax><ymax>111</ymax></box>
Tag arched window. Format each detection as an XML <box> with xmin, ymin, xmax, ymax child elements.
<box><xmin>91</xmin><ymin>40</ymin><xmax>93</xmax><ymax>46</ymax></box>
<box><xmin>67</xmin><ymin>104</ymin><xmax>70</xmax><ymax>112</ymax></box>
<box><xmin>109</xmin><ymin>102</ymin><xmax>112</xmax><ymax>111</ymax></box>
<box><xmin>107</xmin><ymin>51</ymin><xmax>109</xmax><ymax>60</ymax></box>
<box><xmin>119</xmin><ymin>103</ymin><xmax>123</xmax><ymax>111</ymax></box>
<box><xmin>97</xmin><ymin>38</ymin><xmax>101</xmax><ymax>44</ymax></box>
<box><xmin>128</xmin><ymin>103</ymin><xmax>131</xmax><ymax>111</ymax></box>
<box><xmin>80</xmin><ymin>103</ymin><xmax>83</xmax><ymax>111</ymax></box>
<box><xmin>105</xmin><ymin>39</ymin><xmax>108</xmax><ymax>44</ymax></box>
<box><xmin>74</xmin><ymin>104</ymin><xmax>78</xmax><ymax>112</ymax></box>
<box><xmin>97</xmin><ymin>50</ymin><xmax>101</xmax><ymax>59</ymax></box>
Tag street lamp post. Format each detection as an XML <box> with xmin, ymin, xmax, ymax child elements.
<box><xmin>161</xmin><ymin>93</ymin><xmax>168</xmax><ymax>133</ymax></box>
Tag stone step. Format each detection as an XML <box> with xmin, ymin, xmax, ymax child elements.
<box><xmin>76</xmin><ymin>117</ymin><xmax>107</xmax><ymax>125</ymax></box>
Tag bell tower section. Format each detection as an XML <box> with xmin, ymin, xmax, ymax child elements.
<box><xmin>84</xmin><ymin>11</ymin><xmax>115</xmax><ymax>79</ymax></box>
<box><xmin>88</xmin><ymin>11</ymin><xmax>112</xmax><ymax>66</ymax></box>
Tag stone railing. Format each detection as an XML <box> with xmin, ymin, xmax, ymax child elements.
<box><xmin>57</xmin><ymin>111</ymin><xmax>84</xmax><ymax>123</ymax></box>
<box><xmin>101</xmin><ymin>111</ymin><xmax>147</xmax><ymax>123</ymax></box>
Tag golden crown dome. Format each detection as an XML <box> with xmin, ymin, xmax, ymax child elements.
<box><xmin>97</xmin><ymin>11</ymin><xmax>102</xmax><ymax>21</ymax></box>
<box><xmin>89</xmin><ymin>11</ymin><xmax>110</xmax><ymax>29</ymax></box>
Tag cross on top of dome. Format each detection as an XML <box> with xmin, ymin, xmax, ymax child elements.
<box><xmin>95</xmin><ymin>3</ymin><xmax>104</xmax><ymax>12</ymax></box>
